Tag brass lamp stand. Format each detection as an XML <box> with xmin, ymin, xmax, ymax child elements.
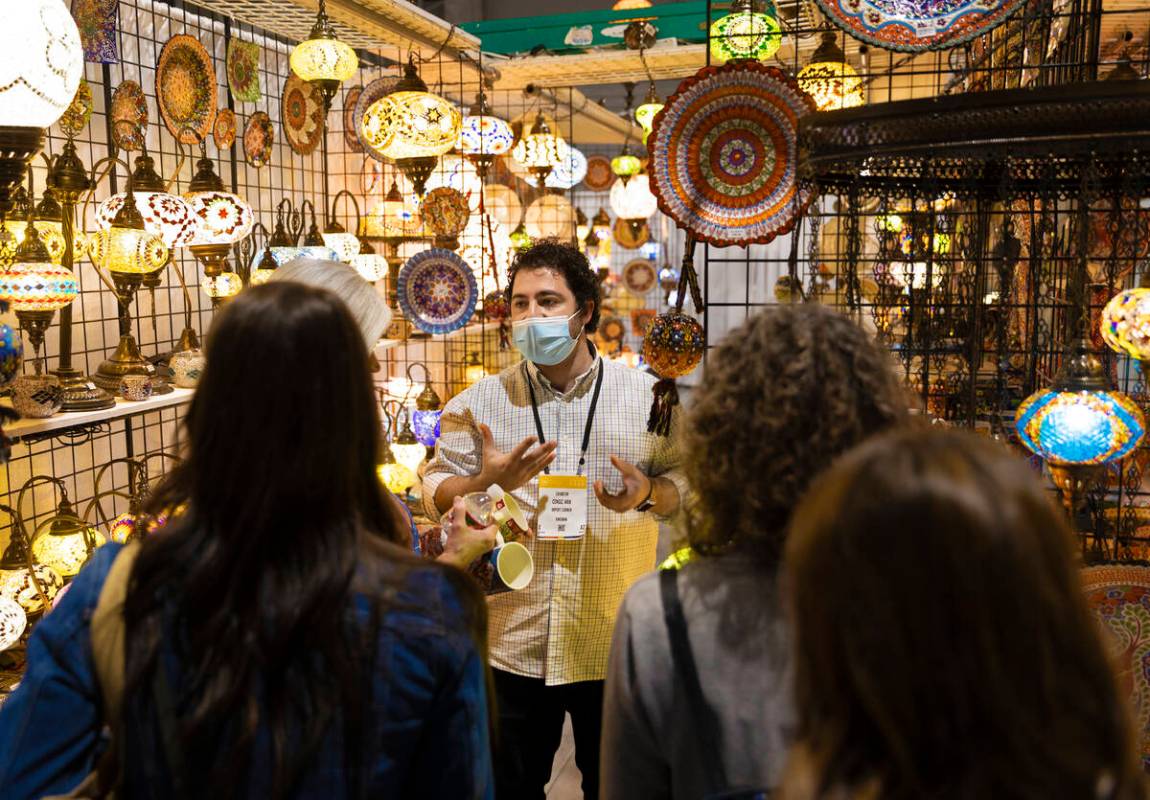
<box><xmin>45</xmin><ymin>140</ymin><xmax>115</xmax><ymax>409</ymax></box>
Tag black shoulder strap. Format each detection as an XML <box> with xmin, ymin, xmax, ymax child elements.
<box><xmin>660</xmin><ymin>567</ymin><xmax>728</xmax><ymax>794</ymax></box>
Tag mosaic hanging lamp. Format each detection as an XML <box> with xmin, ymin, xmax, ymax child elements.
<box><xmin>635</xmin><ymin>83</ymin><xmax>665</xmax><ymax>144</ymax></box>
<box><xmin>1015</xmin><ymin>338</ymin><xmax>1146</xmax><ymax>513</ymax></box>
<box><xmin>797</xmin><ymin>31</ymin><xmax>865</xmax><ymax>111</ymax></box>
<box><xmin>457</xmin><ymin>90</ymin><xmax>514</xmax><ymax>178</ymax></box>
<box><xmin>290</xmin><ymin>0</ymin><xmax>358</xmax><ymax>109</ymax></box>
<box><xmin>512</xmin><ymin>112</ymin><xmax>565</xmax><ymax>189</ymax></box>
<box><xmin>95</xmin><ymin>153</ymin><xmax>197</xmax><ymax>249</ymax></box>
<box><xmin>709</xmin><ymin>0</ymin><xmax>782</xmax><ymax>64</ymax></box>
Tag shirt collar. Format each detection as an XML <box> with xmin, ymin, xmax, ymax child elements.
<box><xmin>525</xmin><ymin>340</ymin><xmax>602</xmax><ymax>398</ymax></box>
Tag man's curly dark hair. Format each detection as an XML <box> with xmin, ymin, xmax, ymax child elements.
<box><xmin>683</xmin><ymin>303</ymin><xmax>910</xmax><ymax>569</ymax></box>
<box><xmin>505</xmin><ymin>240</ymin><xmax>602</xmax><ymax>333</ymax></box>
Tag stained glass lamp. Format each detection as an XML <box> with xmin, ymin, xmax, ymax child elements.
<box><xmin>249</xmin><ymin>247</ymin><xmax>280</xmax><ymax>286</ymax></box>
<box><xmin>525</xmin><ymin>194</ymin><xmax>577</xmax><ymax>242</ymax></box>
<box><xmin>509</xmin><ymin>222</ymin><xmax>532</xmax><ymax>252</ymax></box>
<box><xmin>610</xmin><ymin>172</ymin><xmax>658</xmax><ymax>223</ymax></box>
<box><xmin>203</xmin><ymin>272</ymin><xmax>243</xmax><ymax>302</ymax></box>
<box><xmin>30</xmin><ymin>497</ymin><xmax>102</xmax><ymax>578</ymax></box>
<box><xmin>96</xmin><ymin>154</ymin><xmax>197</xmax><ymax>249</ymax></box>
<box><xmin>322</xmin><ymin>222</ymin><xmax>360</xmax><ymax>263</ymax></box>
<box><xmin>512</xmin><ymin>113</ymin><xmax>565</xmax><ymax>188</ymax></box>
<box><xmin>392</xmin><ymin>413</ymin><xmax>427</xmax><ymax>476</ymax></box>
<box><xmin>184</xmin><ymin>155</ymin><xmax>255</xmax><ymax>278</ymax></box>
<box><xmin>289</xmin><ymin>0</ymin><xmax>358</xmax><ymax>108</ymax></box>
<box><xmin>611</xmin><ymin>146</ymin><xmax>642</xmax><ymax>183</ymax></box>
<box><xmin>1015</xmin><ymin>339</ymin><xmax>1146</xmax><ymax>512</ymax></box>
<box><xmin>592</xmin><ymin>208</ymin><xmax>612</xmax><ymax>242</ymax></box>
<box><xmin>0</xmin><ymin>525</ymin><xmax>62</xmax><ymax>615</ymax></box>
<box><xmin>362</xmin><ymin>58</ymin><xmax>461</xmax><ymax>196</ymax></box>
<box><xmin>482</xmin><ymin>184</ymin><xmax>523</xmax><ymax>232</ymax></box>
<box><xmin>412</xmin><ymin>378</ymin><xmax>443</xmax><ymax>449</ymax></box>
<box><xmin>546</xmin><ymin>144</ymin><xmax>588</xmax><ymax>191</ymax></box>
<box><xmin>0</xmin><ymin>219</ymin><xmax>78</xmax><ymax>375</ymax></box>
<box><xmin>457</xmin><ymin>92</ymin><xmax>514</xmax><ymax>178</ymax></box>
<box><xmin>635</xmin><ymin>84</ymin><xmax>664</xmax><ymax>144</ymax></box>
<box><xmin>0</xmin><ymin>0</ymin><xmax>82</xmax><ymax>210</ymax></box>
<box><xmin>797</xmin><ymin>32</ymin><xmax>865</xmax><ymax>112</ymax></box>
<box><xmin>710</xmin><ymin>0</ymin><xmax>782</xmax><ymax>64</ymax></box>
<box><xmin>464</xmin><ymin>351</ymin><xmax>486</xmax><ymax>385</ymax></box>
<box><xmin>352</xmin><ymin>239</ymin><xmax>388</xmax><ymax>283</ymax></box>
<box><xmin>1101</xmin><ymin>288</ymin><xmax>1150</xmax><ymax>363</ymax></box>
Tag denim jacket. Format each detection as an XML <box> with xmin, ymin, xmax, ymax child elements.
<box><xmin>0</xmin><ymin>543</ymin><xmax>493</xmax><ymax>799</ymax></box>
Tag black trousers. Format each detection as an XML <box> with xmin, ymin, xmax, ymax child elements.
<box><xmin>492</xmin><ymin>668</ymin><xmax>604</xmax><ymax>800</ymax></box>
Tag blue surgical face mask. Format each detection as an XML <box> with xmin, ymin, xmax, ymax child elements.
<box><xmin>512</xmin><ymin>311</ymin><xmax>581</xmax><ymax>366</ymax></box>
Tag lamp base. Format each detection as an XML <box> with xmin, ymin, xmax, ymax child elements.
<box><xmin>93</xmin><ymin>334</ymin><xmax>152</xmax><ymax>391</ymax></box>
<box><xmin>1048</xmin><ymin>463</ymin><xmax>1104</xmax><ymax>516</ymax></box>
<box><xmin>52</xmin><ymin>367</ymin><xmax>116</xmax><ymax>411</ymax></box>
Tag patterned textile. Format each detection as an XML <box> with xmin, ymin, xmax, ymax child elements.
<box><xmin>422</xmin><ymin>353</ymin><xmax>687</xmax><ymax>685</ymax></box>
<box><xmin>1082</xmin><ymin>564</ymin><xmax>1150</xmax><ymax>769</ymax></box>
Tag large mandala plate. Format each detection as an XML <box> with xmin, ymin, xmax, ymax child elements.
<box><xmin>813</xmin><ymin>0</ymin><xmax>1027</xmax><ymax>53</ymax></box>
<box><xmin>649</xmin><ymin>61</ymin><xmax>815</xmax><ymax>248</ymax></box>
<box><xmin>281</xmin><ymin>74</ymin><xmax>325</xmax><ymax>156</ymax></box>
<box><xmin>157</xmin><ymin>35</ymin><xmax>218</xmax><ymax>145</ymax></box>
<box><xmin>398</xmin><ymin>248</ymin><xmax>478</xmax><ymax>335</ymax></box>
<box><xmin>1082</xmin><ymin>564</ymin><xmax>1150</xmax><ymax>769</ymax></box>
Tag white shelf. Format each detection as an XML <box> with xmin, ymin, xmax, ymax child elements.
<box><xmin>3</xmin><ymin>388</ymin><xmax>195</xmax><ymax>440</ymax></box>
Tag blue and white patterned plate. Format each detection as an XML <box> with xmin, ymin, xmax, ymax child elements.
<box><xmin>398</xmin><ymin>249</ymin><xmax>478</xmax><ymax>335</ymax></box>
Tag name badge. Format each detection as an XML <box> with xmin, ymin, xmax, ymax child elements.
<box><xmin>538</xmin><ymin>474</ymin><xmax>588</xmax><ymax>540</ymax></box>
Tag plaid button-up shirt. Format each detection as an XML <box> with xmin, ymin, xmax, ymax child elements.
<box><xmin>422</xmin><ymin>354</ymin><xmax>687</xmax><ymax>685</ymax></box>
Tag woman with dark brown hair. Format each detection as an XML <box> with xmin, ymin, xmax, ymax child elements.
<box><xmin>601</xmin><ymin>303</ymin><xmax>909</xmax><ymax>799</ymax></box>
<box><xmin>782</xmin><ymin>428</ymin><xmax>1146</xmax><ymax>800</ymax></box>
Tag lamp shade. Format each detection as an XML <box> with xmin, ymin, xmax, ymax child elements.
<box><xmin>457</xmin><ymin>113</ymin><xmax>515</xmax><ymax>157</ymax></box>
<box><xmin>0</xmin><ymin>0</ymin><xmax>83</xmax><ymax>128</ymax></box>
<box><xmin>96</xmin><ymin>192</ymin><xmax>197</xmax><ymax>248</ymax></box>
<box><xmin>709</xmin><ymin>0</ymin><xmax>782</xmax><ymax>64</ymax></box>
<box><xmin>269</xmin><ymin>245</ymin><xmax>338</xmax><ymax>266</ymax></box>
<box><xmin>0</xmin><ymin>262</ymin><xmax>78</xmax><ymax>311</ymax></box>
<box><xmin>2</xmin><ymin>221</ymin><xmax>68</xmax><ymax>266</ymax></box>
<box><xmin>31</xmin><ymin>505</ymin><xmax>101</xmax><ymax>578</ymax></box>
<box><xmin>88</xmin><ymin>227</ymin><xmax>169</xmax><ymax>274</ymax></box>
<box><xmin>362</xmin><ymin>63</ymin><xmax>461</xmax><ymax>161</ymax></box>
<box><xmin>525</xmin><ymin>194</ymin><xmax>576</xmax><ymax>241</ymax></box>
<box><xmin>0</xmin><ymin>597</ymin><xmax>25</xmax><ymax>652</ymax></box>
<box><xmin>610</xmin><ymin>173</ymin><xmax>658</xmax><ymax>220</ymax></box>
<box><xmin>512</xmin><ymin>115</ymin><xmax>565</xmax><ymax>177</ymax></box>
<box><xmin>186</xmin><ymin>190</ymin><xmax>255</xmax><ymax>246</ymax></box>
<box><xmin>611</xmin><ymin>152</ymin><xmax>642</xmax><ymax>180</ymax></box>
<box><xmin>412</xmin><ymin>409</ymin><xmax>441</xmax><ymax>447</ymax></box>
<box><xmin>322</xmin><ymin>227</ymin><xmax>361</xmax><ymax>263</ymax></box>
<box><xmin>203</xmin><ymin>272</ymin><xmax>243</xmax><ymax>299</ymax></box>
<box><xmin>290</xmin><ymin>38</ymin><xmax>358</xmax><ymax>85</ymax></box>
<box><xmin>546</xmin><ymin>145</ymin><xmax>588</xmax><ymax>190</ymax></box>
<box><xmin>351</xmin><ymin>240</ymin><xmax>388</xmax><ymax>283</ymax></box>
<box><xmin>0</xmin><ymin>563</ymin><xmax>62</xmax><ymax>615</ymax></box>
<box><xmin>378</xmin><ymin>462</ymin><xmax>417</xmax><ymax>494</ymax></box>
<box><xmin>1015</xmin><ymin>388</ymin><xmax>1146</xmax><ymax>466</ymax></box>
<box><xmin>797</xmin><ymin>32</ymin><xmax>865</xmax><ymax>111</ymax></box>
<box><xmin>1102</xmin><ymin>288</ymin><xmax>1150</xmax><ymax>360</ymax></box>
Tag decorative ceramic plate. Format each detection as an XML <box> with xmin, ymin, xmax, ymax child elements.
<box><xmin>157</xmin><ymin>34</ymin><xmax>218</xmax><ymax>145</ymax></box>
<box><xmin>649</xmin><ymin>61</ymin><xmax>815</xmax><ymax>248</ymax></box>
<box><xmin>631</xmin><ymin>308</ymin><xmax>657</xmax><ymax>336</ymax></box>
<box><xmin>213</xmin><ymin>108</ymin><xmax>237</xmax><ymax>150</ymax></box>
<box><xmin>343</xmin><ymin>85</ymin><xmax>364</xmax><ymax>153</ymax></box>
<box><xmin>813</xmin><ymin>0</ymin><xmax>1027</xmax><ymax>53</ymax></box>
<box><xmin>1082</xmin><ymin>563</ymin><xmax>1150</xmax><ymax>769</ymax></box>
<box><xmin>226</xmin><ymin>38</ymin><xmax>260</xmax><ymax>103</ymax></box>
<box><xmin>584</xmin><ymin>155</ymin><xmax>615</xmax><ymax>191</ymax></box>
<box><xmin>111</xmin><ymin>80</ymin><xmax>148</xmax><ymax>151</ymax></box>
<box><xmin>420</xmin><ymin>187</ymin><xmax>471</xmax><ymax>237</ymax></box>
<box><xmin>59</xmin><ymin>79</ymin><xmax>93</xmax><ymax>137</ymax></box>
<box><xmin>600</xmin><ymin>314</ymin><xmax>626</xmax><ymax>341</ymax></box>
<box><xmin>614</xmin><ymin>218</ymin><xmax>650</xmax><ymax>249</ymax></box>
<box><xmin>243</xmin><ymin>111</ymin><xmax>274</xmax><ymax>168</ymax></box>
<box><xmin>623</xmin><ymin>258</ymin><xmax>658</xmax><ymax>295</ymax></box>
<box><xmin>281</xmin><ymin>74</ymin><xmax>325</xmax><ymax>156</ymax></box>
<box><xmin>356</xmin><ymin>76</ymin><xmax>401</xmax><ymax>161</ymax></box>
<box><xmin>398</xmin><ymin>248</ymin><xmax>478</xmax><ymax>335</ymax></box>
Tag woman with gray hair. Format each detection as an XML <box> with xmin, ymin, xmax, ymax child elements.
<box><xmin>267</xmin><ymin>258</ymin><xmax>496</xmax><ymax>569</ymax></box>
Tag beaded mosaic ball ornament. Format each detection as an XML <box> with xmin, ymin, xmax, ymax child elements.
<box><xmin>641</xmin><ymin>313</ymin><xmax>704</xmax><ymax>435</ymax></box>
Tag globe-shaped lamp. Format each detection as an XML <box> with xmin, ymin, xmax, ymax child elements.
<box><xmin>0</xmin><ymin>0</ymin><xmax>83</xmax><ymax>128</ymax></box>
<box><xmin>798</xmin><ymin>32</ymin><xmax>865</xmax><ymax>111</ymax></box>
<box><xmin>610</xmin><ymin>173</ymin><xmax>658</xmax><ymax>221</ymax></box>
<box><xmin>710</xmin><ymin>0</ymin><xmax>782</xmax><ymax>63</ymax></box>
<box><xmin>289</xmin><ymin>0</ymin><xmax>358</xmax><ymax>104</ymax></box>
<box><xmin>512</xmin><ymin>113</ymin><xmax>565</xmax><ymax>187</ymax></box>
<box><xmin>30</xmin><ymin>499</ymin><xmax>102</xmax><ymax>578</ymax></box>
<box><xmin>1102</xmin><ymin>288</ymin><xmax>1150</xmax><ymax>361</ymax></box>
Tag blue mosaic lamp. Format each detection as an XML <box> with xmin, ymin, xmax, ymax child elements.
<box><xmin>1015</xmin><ymin>339</ymin><xmax>1146</xmax><ymax>511</ymax></box>
<box><xmin>412</xmin><ymin>379</ymin><xmax>443</xmax><ymax>450</ymax></box>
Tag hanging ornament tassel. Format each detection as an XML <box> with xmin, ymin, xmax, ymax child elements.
<box><xmin>647</xmin><ymin>377</ymin><xmax>679</xmax><ymax>436</ymax></box>
<box><xmin>498</xmin><ymin>318</ymin><xmax>510</xmax><ymax>350</ymax></box>
<box><xmin>676</xmin><ymin>235</ymin><xmax>703</xmax><ymax>314</ymax></box>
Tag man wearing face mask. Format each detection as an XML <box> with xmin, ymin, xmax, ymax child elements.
<box><xmin>422</xmin><ymin>242</ymin><xmax>686</xmax><ymax>800</ymax></box>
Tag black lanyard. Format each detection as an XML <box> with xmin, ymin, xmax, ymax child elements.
<box><xmin>524</xmin><ymin>360</ymin><xmax>605</xmax><ymax>476</ymax></box>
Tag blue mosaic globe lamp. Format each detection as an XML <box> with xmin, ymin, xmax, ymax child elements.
<box><xmin>409</xmin><ymin>362</ymin><xmax>443</xmax><ymax>453</ymax></box>
<box><xmin>1015</xmin><ymin>338</ymin><xmax>1146</xmax><ymax>512</ymax></box>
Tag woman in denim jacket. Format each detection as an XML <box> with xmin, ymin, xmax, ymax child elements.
<box><xmin>0</xmin><ymin>283</ymin><xmax>493</xmax><ymax>799</ymax></box>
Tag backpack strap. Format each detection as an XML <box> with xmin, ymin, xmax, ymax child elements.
<box><xmin>660</xmin><ymin>567</ymin><xmax>728</xmax><ymax>794</ymax></box>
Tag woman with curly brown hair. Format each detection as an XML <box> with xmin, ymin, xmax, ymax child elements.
<box><xmin>601</xmin><ymin>303</ymin><xmax>909</xmax><ymax>800</ymax></box>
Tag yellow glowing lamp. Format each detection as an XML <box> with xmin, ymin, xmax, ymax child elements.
<box><xmin>30</xmin><ymin>498</ymin><xmax>102</xmax><ymax>578</ymax></box>
<box><xmin>289</xmin><ymin>0</ymin><xmax>358</xmax><ymax>100</ymax></box>
<box><xmin>611</xmin><ymin>148</ymin><xmax>642</xmax><ymax>182</ymax></box>
<box><xmin>392</xmin><ymin>417</ymin><xmax>426</xmax><ymax>477</ymax></box>
<box><xmin>249</xmin><ymin>247</ymin><xmax>278</xmax><ymax>287</ymax></box>
<box><xmin>203</xmin><ymin>272</ymin><xmax>242</xmax><ymax>299</ymax></box>
<box><xmin>322</xmin><ymin>223</ymin><xmax>361</xmax><ymax>263</ymax></box>
<box><xmin>352</xmin><ymin>239</ymin><xmax>388</xmax><ymax>283</ymax></box>
<box><xmin>635</xmin><ymin>84</ymin><xmax>664</xmax><ymax>143</ymax></box>
<box><xmin>378</xmin><ymin>439</ymin><xmax>417</xmax><ymax>494</ymax></box>
<box><xmin>0</xmin><ymin>533</ymin><xmax>63</xmax><ymax>615</ymax></box>
<box><xmin>797</xmin><ymin>32</ymin><xmax>865</xmax><ymax>112</ymax></box>
<box><xmin>464</xmin><ymin>351</ymin><xmax>486</xmax><ymax>385</ymax></box>
<box><xmin>512</xmin><ymin>113</ymin><xmax>565</xmax><ymax>187</ymax></box>
<box><xmin>87</xmin><ymin>195</ymin><xmax>170</xmax><ymax>276</ymax></box>
<box><xmin>710</xmin><ymin>0</ymin><xmax>782</xmax><ymax>63</ymax></box>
